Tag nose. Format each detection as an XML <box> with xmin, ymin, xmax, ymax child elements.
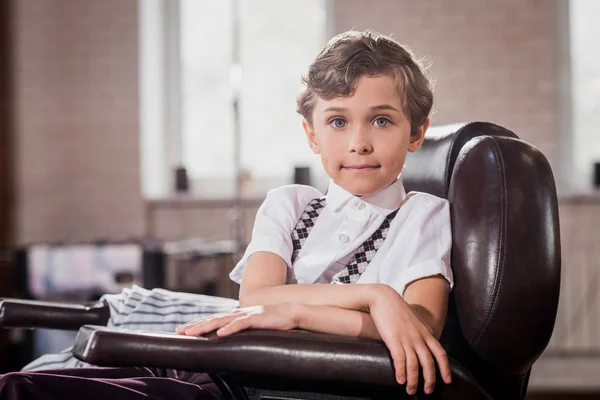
<box><xmin>349</xmin><ymin>125</ymin><xmax>374</xmax><ymax>155</ymax></box>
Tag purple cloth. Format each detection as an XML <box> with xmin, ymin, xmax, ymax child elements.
<box><xmin>0</xmin><ymin>367</ymin><xmax>223</xmax><ymax>400</ymax></box>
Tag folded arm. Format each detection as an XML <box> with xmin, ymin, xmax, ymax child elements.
<box><xmin>179</xmin><ymin>251</ymin><xmax>451</xmax><ymax>395</ymax></box>
<box><xmin>240</xmin><ymin>252</ymin><xmax>378</xmax><ymax>311</ymax></box>
<box><xmin>239</xmin><ymin>252</ymin><xmax>449</xmax><ymax>339</ymax></box>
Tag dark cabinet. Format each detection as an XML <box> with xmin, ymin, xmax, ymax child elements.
<box><xmin>0</xmin><ymin>0</ymin><xmax>16</xmax><ymax>372</ymax></box>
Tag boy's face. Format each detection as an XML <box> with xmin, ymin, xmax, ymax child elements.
<box><xmin>303</xmin><ymin>75</ymin><xmax>428</xmax><ymax>196</ymax></box>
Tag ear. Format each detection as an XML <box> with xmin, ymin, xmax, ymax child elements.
<box><xmin>303</xmin><ymin>119</ymin><xmax>320</xmax><ymax>154</ymax></box>
<box><xmin>407</xmin><ymin>117</ymin><xmax>429</xmax><ymax>152</ymax></box>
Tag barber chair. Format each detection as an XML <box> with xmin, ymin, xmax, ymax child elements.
<box><xmin>0</xmin><ymin>122</ymin><xmax>561</xmax><ymax>399</ymax></box>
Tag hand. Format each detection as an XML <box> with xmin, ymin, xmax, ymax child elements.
<box><xmin>176</xmin><ymin>303</ymin><xmax>301</xmax><ymax>337</ymax></box>
<box><xmin>368</xmin><ymin>285</ymin><xmax>452</xmax><ymax>396</ymax></box>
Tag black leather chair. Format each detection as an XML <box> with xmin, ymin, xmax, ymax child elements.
<box><xmin>1</xmin><ymin>122</ymin><xmax>561</xmax><ymax>399</ymax></box>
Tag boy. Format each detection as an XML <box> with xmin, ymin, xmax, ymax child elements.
<box><xmin>0</xmin><ymin>30</ymin><xmax>453</xmax><ymax>399</ymax></box>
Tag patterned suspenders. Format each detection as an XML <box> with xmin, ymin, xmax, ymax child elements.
<box><xmin>290</xmin><ymin>198</ymin><xmax>327</xmax><ymax>264</ymax></box>
<box><xmin>335</xmin><ymin>209</ymin><xmax>399</xmax><ymax>283</ymax></box>
<box><xmin>290</xmin><ymin>198</ymin><xmax>399</xmax><ymax>284</ymax></box>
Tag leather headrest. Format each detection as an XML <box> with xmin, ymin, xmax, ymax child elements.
<box><xmin>449</xmin><ymin>135</ymin><xmax>560</xmax><ymax>375</ymax></box>
<box><xmin>402</xmin><ymin>122</ymin><xmax>517</xmax><ymax>198</ymax></box>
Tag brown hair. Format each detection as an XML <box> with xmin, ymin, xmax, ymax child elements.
<box><xmin>297</xmin><ymin>30</ymin><xmax>433</xmax><ymax>137</ymax></box>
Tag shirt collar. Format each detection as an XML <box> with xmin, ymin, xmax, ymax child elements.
<box><xmin>325</xmin><ymin>176</ymin><xmax>407</xmax><ymax>216</ymax></box>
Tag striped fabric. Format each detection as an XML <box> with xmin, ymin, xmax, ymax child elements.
<box><xmin>22</xmin><ymin>285</ymin><xmax>239</xmax><ymax>371</ymax></box>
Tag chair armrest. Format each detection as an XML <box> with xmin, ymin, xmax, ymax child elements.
<box><xmin>73</xmin><ymin>325</ymin><xmax>397</xmax><ymax>386</ymax></box>
<box><xmin>73</xmin><ymin>325</ymin><xmax>494</xmax><ymax>400</ymax></box>
<box><xmin>0</xmin><ymin>298</ymin><xmax>110</xmax><ymax>330</ymax></box>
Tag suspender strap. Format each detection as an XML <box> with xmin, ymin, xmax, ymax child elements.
<box><xmin>290</xmin><ymin>198</ymin><xmax>326</xmax><ymax>264</ymax></box>
<box><xmin>290</xmin><ymin>197</ymin><xmax>399</xmax><ymax>283</ymax></box>
<box><xmin>334</xmin><ymin>209</ymin><xmax>399</xmax><ymax>284</ymax></box>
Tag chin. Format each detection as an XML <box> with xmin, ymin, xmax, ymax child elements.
<box><xmin>343</xmin><ymin>182</ymin><xmax>382</xmax><ymax>197</ymax></box>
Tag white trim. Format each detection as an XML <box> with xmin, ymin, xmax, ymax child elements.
<box><xmin>164</xmin><ymin>0</ymin><xmax>183</xmax><ymax>169</ymax></box>
<box><xmin>139</xmin><ymin>0</ymin><xmax>169</xmax><ymax>199</ymax></box>
<box><xmin>324</xmin><ymin>0</ymin><xmax>335</xmax><ymax>39</ymax></box>
<box><xmin>556</xmin><ymin>0</ymin><xmax>573</xmax><ymax>190</ymax></box>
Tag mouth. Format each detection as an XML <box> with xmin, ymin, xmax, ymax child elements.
<box><xmin>342</xmin><ymin>164</ymin><xmax>381</xmax><ymax>172</ymax></box>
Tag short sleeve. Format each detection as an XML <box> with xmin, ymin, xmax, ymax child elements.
<box><xmin>378</xmin><ymin>194</ymin><xmax>453</xmax><ymax>297</ymax></box>
<box><xmin>229</xmin><ymin>185</ymin><xmax>323</xmax><ymax>284</ymax></box>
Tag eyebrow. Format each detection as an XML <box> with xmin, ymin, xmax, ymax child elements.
<box><xmin>322</xmin><ymin>104</ymin><xmax>400</xmax><ymax>113</ymax></box>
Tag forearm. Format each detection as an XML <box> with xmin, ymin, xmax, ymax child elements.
<box><xmin>295</xmin><ymin>303</ymin><xmax>381</xmax><ymax>340</ymax></box>
<box><xmin>283</xmin><ymin>284</ymin><xmax>445</xmax><ymax>341</ymax></box>
<box><xmin>242</xmin><ymin>281</ymin><xmax>444</xmax><ymax>339</ymax></box>
<box><xmin>240</xmin><ymin>253</ymin><xmax>378</xmax><ymax>312</ymax></box>
<box><xmin>240</xmin><ymin>283</ymin><xmax>378</xmax><ymax>312</ymax></box>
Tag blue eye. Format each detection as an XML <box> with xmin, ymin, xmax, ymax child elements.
<box><xmin>329</xmin><ymin>118</ymin><xmax>347</xmax><ymax>128</ymax></box>
<box><xmin>373</xmin><ymin>117</ymin><xmax>391</xmax><ymax>127</ymax></box>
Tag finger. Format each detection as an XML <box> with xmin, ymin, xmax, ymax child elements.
<box><xmin>180</xmin><ymin>314</ymin><xmax>224</xmax><ymax>330</ymax></box>
<box><xmin>180</xmin><ymin>309</ymin><xmax>245</xmax><ymax>330</ymax></box>
<box><xmin>177</xmin><ymin>316</ymin><xmax>213</xmax><ymax>332</ymax></box>
<box><xmin>177</xmin><ymin>319</ymin><xmax>210</xmax><ymax>334</ymax></box>
<box><xmin>404</xmin><ymin>346</ymin><xmax>419</xmax><ymax>396</ymax></box>
<box><xmin>388</xmin><ymin>343</ymin><xmax>406</xmax><ymax>385</ymax></box>
<box><xmin>427</xmin><ymin>338</ymin><xmax>452</xmax><ymax>384</ymax></box>
<box><xmin>177</xmin><ymin>316</ymin><xmax>217</xmax><ymax>333</ymax></box>
<box><xmin>217</xmin><ymin>315</ymin><xmax>253</xmax><ymax>336</ymax></box>
<box><xmin>182</xmin><ymin>317</ymin><xmax>216</xmax><ymax>330</ymax></box>
<box><xmin>184</xmin><ymin>315</ymin><xmax>236</xmax><ymax>336</ymax></box>
<box><xmin>415</xmin><ymin>341</ymin><xmax>436</xmax><ymax>394</ymax></box>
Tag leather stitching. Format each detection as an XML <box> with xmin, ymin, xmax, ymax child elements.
<box><xmin>471</xmin><ymin>136</ymin><xmax>507</xmax><ymax>347</ymax></box>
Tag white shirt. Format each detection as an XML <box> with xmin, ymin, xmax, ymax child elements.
<box><xmin>230</xmin><ymin>178</ymin><xmax>453</xmax><ymax>296</ymax></box>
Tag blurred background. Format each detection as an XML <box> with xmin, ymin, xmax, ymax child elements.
<box><xmin>0</xmin><ymin>0</ymin><xmax>599</xmax><ymax>398</ymax></box>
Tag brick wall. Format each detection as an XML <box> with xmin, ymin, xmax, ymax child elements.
<box><xmin>13</xmin><ymin>0</ymin><xmax>143</xmax><ymax>244</ymax></box>
<box><xmin>333</xmin><ymin>0</ymin><xmax>559</xmax><ymax>169</ymax></box>
<box><xmin>547</xmin><ymin>200</ymin><xmax>600</xmax><ymax>353</ymax></box>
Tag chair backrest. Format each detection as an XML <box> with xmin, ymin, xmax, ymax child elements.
<box><xmin>403</xmin><ymin>122</ymin><xmax>561</xmax><ymax>399</ymax></box>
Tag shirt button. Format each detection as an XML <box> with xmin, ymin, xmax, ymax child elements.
<box><xmin>337</xmin><ymin>233</ymin><xmax>350</xmax><ymax>244</ymax></box>
<box><xmin>357</xmin><ymin>202</ymin><xmax>366</xmax><ymax>210</ymax></box>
